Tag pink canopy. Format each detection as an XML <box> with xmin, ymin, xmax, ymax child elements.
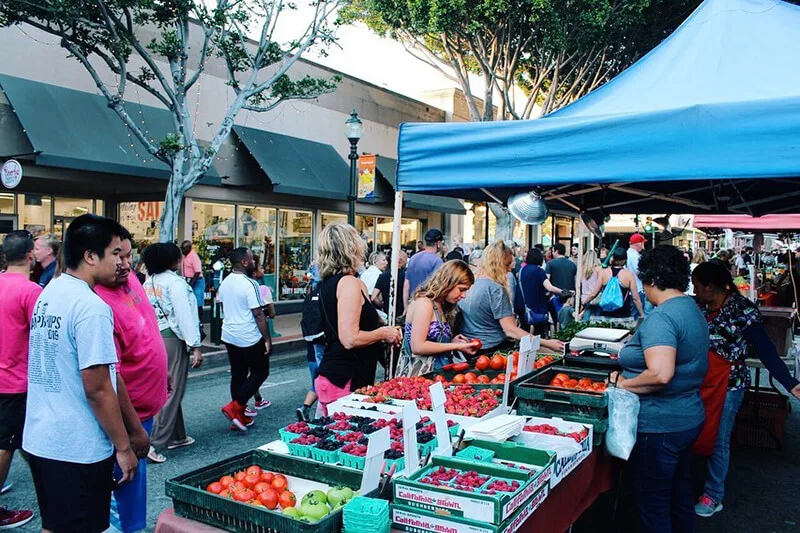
<box><xmin>693</xmin><ymin>215</ymin><xmax>800</xmax><ymax>231</ymax></box>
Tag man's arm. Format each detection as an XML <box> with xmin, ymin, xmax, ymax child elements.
<box><xmin>116</xmin><ymin>375</ymin><xmax>149</xmax><ymax>458</ymax></box>
<box><xmin>252</xmin><ymin>307</ymin><xmax>272</xmax><ymax>353</ymax></box>
<box><xmin>82</xmin><ymin>365</ymin><xmax>138</xmax><ymax>483</ymax></box>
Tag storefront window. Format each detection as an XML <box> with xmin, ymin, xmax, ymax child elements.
<box><xmin>238</xmin><ymin>206</ymin><xmax>277</xmax><ymax>293</ymax></box>
<box><xmin>95</xmin><ymin>199</ymin><xmax>105</xmax><ymax>217</ymax></box>
<box><xmin>119</xmin><ymin>201</ymin><xmax>163</xmax><ymax>250</ymax></box>
<box><xmin>356</xmin><ymin>216</ymin><xmax>375</xmax><ymax>257</ymax></box>
<box><xmin>321</xmin><ymin>212</ymin><xmax>346</xmax><ymax>231</ymax></box>
<box><xmin>53</xmin><ymin>197</ymin><xmax>93</xmax><ymax>240</ymax></box>
<box><xmin>512</xmin><ymin>219</ymin><xmax>528</xmax><ymax>248</ymax></box>
<box><xmin>376</xmin><ymin>217</ymin><xmax>420</xmax><ymax>254</ymax></box>
<box><xmin>192</xmin><ymin>201</ymin><xmax>235</xmax><ymax>267</ymax></box>
<box><xmin>18</xmin><ymin>194</ymin><xmax>51</xmax><ymax>236</ymax></box>
<box><xmin>278</xmin><ymin>209</ymin><xmax>312</xmax><ymax>300</ymax></box>
<box><xmin>0</xmin><ymin>193</ymin><xmax>14</xmax><ymax>214</ymax></box>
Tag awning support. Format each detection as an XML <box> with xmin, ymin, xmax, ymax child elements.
<box><xmin>388</xmin><ymin>190</ymin><xmax>404</xmax><ymax>379</ymax></box>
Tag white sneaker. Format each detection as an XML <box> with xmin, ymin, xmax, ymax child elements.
<box><xmin>147</xmin><ymin>447</ymin><xmax>167</xmax><ymax>463</ymax></box>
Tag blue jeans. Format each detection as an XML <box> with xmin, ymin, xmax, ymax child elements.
<box><xmin>630</xmin><ymin>424</ymin><xmax>703</xmax><ymax>533</ymax></box>
<box><xmin>704</xmin><ymin>388</ymin><xmax>745</xmax><ymax>502</ymax></box>
<box><xmin>110</xmin><ymin>418</ymin><xmax>153</xmax><ymax>533</ymax></box>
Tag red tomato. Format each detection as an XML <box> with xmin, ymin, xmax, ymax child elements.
<box><xmin>234</xmin><ymin>471</ymin><xmax>247</xmax><ymax>482</ymax></box>
<box><xmin>206</xmin><ymin>482</ymin><xmax>223</xmax><ymax>494</ymax></box>
<box><xmin>434</xmin><ymin>375</ymin><xmax>448</xmax><ymax>383</ymax></box>
<box><xmin>453</xmin><ymin>362</ymin><xmax>470</xmax><ymax>373</ymax></box>
<box><xmin>219</xmin><ymin>476</ymin><xmax>234</xmax><ymax>489</ymax></box>
<box><xmin>489</xmin><ymin>354</ymin><xmax>506</xmax><ymax>371</ymax></box>
<box><xmin>279</xmin><ymin>490</ymin><xmax>297</xmax><ymax>509</ymax></box>
<box><xmin>257</xmin><ymin>487</ymin><xmax>279</xmax><ymax>509</ymax></box>
<box><xmin>470</xmin><ymin>338</ymin><xmax>483</xmax><ymax>350</ymax></box>
<box><xmin>554</xmin><ymin>373</ymin><xmax>570</xmax><ymax>382</ymax></box>
<box><xmin>233</xmin><ymin>489</ymin><xmax>256</xmax><ymax>503</ymax></box>
<box><xmin>578</xmin><ymin>378</ymin><xmax>593</xmax><ymax>387</ymax></box>
<box><xmin>452</xmin><ymin>374</ymin><xmax>466</xmax><ymax>384</ymax></box>
<box><xmin>464</xmin><ymin>372</ymin><xmax>477</xmax><ymax>383</ymax></box>
<box><xmin>260</xmin><ymin>471</ymin><xmax>274</xmax><ymax>484</ymax></box>
<box><xmin>476</xmin><ymin>375</ymin><xmax>491</xmax><ymax>384</ymax></box>
<box><xmin>534</xmin><ymin>360</ymin><xmax>545</xmax><ymax>369</ymax></box>
<box><xmin>243</xmin><ymin>474</ymin><xmax>260</xmax><ymax>488</ymax></box>
<box><xmin>271</xmin><ymin>474</ymin><xmax>288</xmax><ymax>492</ymax></box>
<box><xmin>253</xmin><ymin>482</ymin><xmax>271</xmax><ymax>494</ymax></box>
<box><xmin>245</xmin><ymin>465</ymin><xmax>262</xmax><ymax>477</ymax></box>
<box><xmin>496</xmin><ymin>373</ymin><xmax>506</xmax><ymax>381</ymax></box>
<box><xmin>474</xmin><ymin>355</ymin><xmax>491</xmax><ymax>371</ymax></box>
<box><xmin>442</xmin><ymin>363</ymin><xmax>455</xmax><ymax>371</ymax></box>
<box><xmin>229</xmin><ymin>481</ymin><xmax>247</xmax><ymax>493</ymax></box>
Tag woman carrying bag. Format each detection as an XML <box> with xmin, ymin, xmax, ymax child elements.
<box><xmin>397</xmin><ymin>260</ymin><xmax>480</xmax><ymax>377</ymax></box>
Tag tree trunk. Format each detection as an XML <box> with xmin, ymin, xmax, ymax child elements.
<box><xmin>159</xmin><ymin>163</ymin><xmax>185</xmax><ymax>242</ymax></box>
<box><xmin>489</xmin><ymin>203</ymin><xmax>513</xmax><ymax>242</ymax></box>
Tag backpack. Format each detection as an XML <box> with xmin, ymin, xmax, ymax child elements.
<box><xmin>300</xmin><ymin>285</ymin><xmax>326</xmax><ymax>344</ymax></box>
<box><xmin>599</xmin><ymin>274</ymin><xmax>625</xmax><ymax>312</ymax></box>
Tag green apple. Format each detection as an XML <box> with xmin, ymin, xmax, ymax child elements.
<box><xmin>326</xmin><ymin>486</ymin><xmax>355</xmax><ymax>508</ymax></box>
<box><xmin>282</xmin><ymin>507</ymin><xmax>300</xmax><ymax>519</ymax></box>
<box><xmin>301</xmin><ymin>490</ymin><xmax>328</xmax><ymax>506</ymax></box>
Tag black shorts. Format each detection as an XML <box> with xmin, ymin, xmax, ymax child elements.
<box><xmin>28</xmin><ymin>453</ymin><xmax>115</xmax><ymax>533</ymax></box>
<box><xmin>0</xmin><ymin>392</ymin><xmax>26</xmax><ymax>450</ymax></box>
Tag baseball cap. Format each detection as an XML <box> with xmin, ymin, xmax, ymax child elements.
<box><xmin>424</xmin><ymin>229</ymin><xmax>444</xmax><ymax>244</ymax></box>
<box><xmin>629</xmin><ymin>233</ymin><xmax>647</xmax><ymax>245</ymax></box>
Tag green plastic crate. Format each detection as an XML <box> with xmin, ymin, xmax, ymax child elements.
<box><xmin>166</xmin><ymin>449</ymin><xmax>376</xmax><ymax>533</ymax></box>
<box><xmin>514</xmin><ymin>365</ymin><xmax>609</xmax><ymax>436</ymax></box>
<box><xmin>340</xmin><ymin>452</ymin><xmax>366</xmax><ymax>471</ymax></box>
<box><xmin>279</xmin><ymin>428</ymin><xmax>302</xmax><ymax>444</ymax></box>
<box><xmin>417</xmin><ymin>437</ymin><xmax>438</xmax><ymax>457</ymax></box>
<box><xmin>456</xmin><ymin>446</ymin><xmax>496</xmax><ymax>462</ymax></box>
<box><xmin>310</xmin><ymin>444</ymin><xmax>341</xmax><ymax>465</ymax></box>
<box><xmin>286</xmin><ymin>441</ymin><xmax>315</xmax><ymax>459</ymax></box>
<box><xmin>384</xmin><ymin>456</ymin><xmax>405</xmax><ymax>473</ymax></box>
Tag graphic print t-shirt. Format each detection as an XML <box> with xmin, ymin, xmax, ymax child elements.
<box><xmin>23</xmin><ymin>274</ymin><xmax>119</xmax><ymax>464</ymax></box>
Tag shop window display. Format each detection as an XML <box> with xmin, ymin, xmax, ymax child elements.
<box><xmin>238</xmin><ymin>206</ymin><xmax>277</xmax><ymax>293</ymax></box>
<box><xmin>18</xmin><ymin>194</ymin><xmax>51</xmax><ymax>237</ymax></box>
<box><xmin>377</xmin><ymin>217</ymin><xmax>420</xmax><ymax>254</ymax></box>
<box><xmin>279</xmin><ymin>209</ymin><xmax>312</xmax><ymax>300</ymax></box>
<box><xmin>119</xmin><ymin>201</ymin><xmax>164</xmax><ymax>251</ymax></box>
<box><xmin>193</xmin><ymin>201</ymin><xmax>235</xmax><ymax>267</ymax></box>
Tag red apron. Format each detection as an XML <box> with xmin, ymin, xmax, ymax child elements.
<box><xmin>693</xmin><ymin>349</ymin><xmax>732</xmax><ymax>455</ymax></box>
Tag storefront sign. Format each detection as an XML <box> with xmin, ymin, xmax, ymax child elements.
<box><xmin>1</xmin><ymin>159</ymin><xmax>22</xmax><ymax>189</ymax></box>
<box><xmin>358</xmin><ymin>154</ymin><xmax>377</xmax><ymax>199</ymax></box>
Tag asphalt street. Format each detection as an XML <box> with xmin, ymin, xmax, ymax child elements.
<box><xmin>1</xmin><ymin>351</ymin><xmax>798</xmax><ymax>532</ymax></box>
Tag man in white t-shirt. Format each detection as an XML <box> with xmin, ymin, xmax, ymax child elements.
<box><xmin>359</xmin><ymin>251</ymin><xmax>388</xmax><ymax>295</ymax></box>
<box><xmin>217</xmin><ymin>247</ymin><xmax>272</xmax><ymax>431</ymax></box>
<box><xmin>24</xmin><ymin>214</ymin><xmax>138</xmax><ymax>533</ymax></box>
<box><xmin>627</xmin><ymin>233</ymin><xmax>648</xmax><ymax>317</ymax></box>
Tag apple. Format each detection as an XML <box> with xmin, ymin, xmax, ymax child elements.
<box><xmin>326</xmin><ymin>486</ymin><xmax>355</xmax><ymax>508</ymax></box>
<box><xmin>301</xmin><ymin>490</ymin><xmax>328</xmax><ymax>506</ymax></box>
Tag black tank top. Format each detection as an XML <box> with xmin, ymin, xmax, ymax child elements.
<box><xmin>316</xmin><ymin>273</ymin><xmax>383</xmax><ymax>390</ymax></box>
<box><xmin>600</xmin><ymin>267</ymin><xmax>633</xmax><ymax>318</ymax></box>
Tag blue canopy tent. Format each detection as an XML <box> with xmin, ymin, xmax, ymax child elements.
<box><xmin>384</xmin><ymin>0</ymin><xmax>800</xmax><ymax>334</ymax></box>
<box><xmin>395</xmin><ymin>0</ymin><xmax>800</xmax><ymax>216</ymax></box>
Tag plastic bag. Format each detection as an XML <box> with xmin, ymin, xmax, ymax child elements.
<box><xmin>605</xmin><ymin>386</ymin><xmax>640</xmax><ymax>460</ymax></box>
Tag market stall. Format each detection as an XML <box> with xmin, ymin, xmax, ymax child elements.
<box><xmin>158</xmin><ymin>1</ymin><xmax>800</xmax><ymax>531</ymax></box>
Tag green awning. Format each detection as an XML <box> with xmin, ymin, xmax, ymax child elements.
<box><xmin>0</xmin><ymin>74</ymin><xmax>221</xmax><ymax>184</ymax></box>
<box><xmin>233</xmin><ymin>126</ymin><xmax>349</xmax><ymax>200</ymax></box>
<box><xmin>376</xmin><ymin>156</ymin><xmax>466</xmax><ymax>215</ymax></box>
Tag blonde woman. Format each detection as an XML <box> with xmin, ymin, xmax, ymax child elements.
<box><xmin>458</xmin><ymin>241</ymin><xmax>564</xmax><ymax>354</ymax></box>
<box><xmin>314</xmin><ymin>223</ymin><xmax>402</xmax><ymax>414</ymax></box>
<box><xmin>397</xmin><ymin>261</ymin><xmax>480</xmax><ymax>377</ymax></box>
<box><xmin>580</xmin><ymin>249</ymin><xmax>605</xmax><ymax>320</ymax></box>
<box><xmin>687</xmin><ymin>248</ymin><xmax>708</xmax><ymax>295</ymax></box>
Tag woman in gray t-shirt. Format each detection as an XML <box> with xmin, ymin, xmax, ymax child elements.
<box><xmin>457</xmin><ymin>241</ymin><xmax>563</xmax><ymax>354</ymax></box>
<box><xmin>615</xmin><ymin>245</ymin><xmax>709</xmax><ymax>532</ymax></box>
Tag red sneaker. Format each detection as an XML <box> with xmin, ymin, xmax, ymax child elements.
<box><xmin>221</xmin><ymin>401</ymin><xmax>249</xmax><ymax>432</ymax></box>
<box><xmin>0</xmin><ymin>507</ymin><xmax>34</xmax><ymax>529</ymax></box>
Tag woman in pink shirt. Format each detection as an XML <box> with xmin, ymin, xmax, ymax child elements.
<box><xmin>180</xmin><ymin>241</ymin><xmax>205</xmax><ymax>340</ymax></box>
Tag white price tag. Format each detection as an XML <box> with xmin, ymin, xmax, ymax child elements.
<box><xmin>361</xmin><ymin>427</ymin><xmax>390</xmax><ymax>494</ymax></box>
<box><xmin>428</xmin><ymin>382</ymin><xmax>452</xmax><ymax>456</ymax></box>
<box><xmin>401</xmin><ymin>402</ymin><xmax>422</xmax><ymax>477</ymax></box>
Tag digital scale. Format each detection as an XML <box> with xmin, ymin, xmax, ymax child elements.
<box><xmin>566</xmin><ymin>327</ymin><xmax>633</xmax><ymax>364</ymax></box>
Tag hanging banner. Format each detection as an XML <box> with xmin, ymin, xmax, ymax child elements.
<box><xmin>358</xmin><ymin>154</ymin><xmax>377</xmax><ymax>199</ymax></box>
<box><xmin>1</xmin><ymin>159</ymin><xmax>22</xmax><ymax>189</ymax></box>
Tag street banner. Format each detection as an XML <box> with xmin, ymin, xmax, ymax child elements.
<box><xmin>358</xmin><ymin>154</ymin><xmax>377</xmax><ymax>199</ymax></box>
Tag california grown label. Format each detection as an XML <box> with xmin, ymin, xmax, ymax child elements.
<box><xmin>396</xmin><ymin>484</ymin><xmax>495</xmax><ymax>521</ymax></box>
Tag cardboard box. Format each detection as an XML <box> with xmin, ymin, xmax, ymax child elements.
<box><xmin>510</xmin><ymin>416</ymin><xmax>592</xmax><ymax>486</ymax></box>
<box><xmin>393</xmin><ymin>456</ymin><xmax>540</xmax><ymax>525</ymax></box>
<box><xmin>391</xmin><ymin>483</ymin><xmax>549</xmax><ymax>533</ymax></box>
<box><xmin>455</xmin><ymin>439</ymin><xmax>555</xmax><ymax>494</ymax></box>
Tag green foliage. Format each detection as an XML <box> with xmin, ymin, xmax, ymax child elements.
<box><xmin>158</xmin><ymin>132</ymin><xmax>183</xmax><ymax>156</ymax></box>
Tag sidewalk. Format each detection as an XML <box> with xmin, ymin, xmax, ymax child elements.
<box><xmin>199</xmin><ymin>312</ymin><xmax>304</xmax><ymax>360</ymax></box>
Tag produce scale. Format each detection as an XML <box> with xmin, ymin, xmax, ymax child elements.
<box><xmin>162</xmin><ymin>345</ymin><xmax>619</xmax><ymax>533</ymax></box>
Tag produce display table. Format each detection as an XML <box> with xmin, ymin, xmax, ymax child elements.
<box><xmin>156</xmin><ymin>450</ymin><xmax>617</xmax><ymax>533</ymax></box>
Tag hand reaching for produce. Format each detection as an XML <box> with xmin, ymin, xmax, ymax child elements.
<box><xmin>541</xmin><ymin>338</ymin><xmax>565</xmax><ymax>353</ymax></box>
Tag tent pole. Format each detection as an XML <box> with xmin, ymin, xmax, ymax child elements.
<box><xmin>388</xmin><ymin>191</ymin><xmax>404</xmax><ymax>379</ymax></box>
<box><xmin>575</xmin><ymin>222</ymin><xmax>584</xmax><ymax>321</ymax></box>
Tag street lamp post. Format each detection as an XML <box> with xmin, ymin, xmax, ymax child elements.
<box><xmin>345</xmin><ymin>109</ymin><xmax>363</xmax><ymax>226</ymax></box>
